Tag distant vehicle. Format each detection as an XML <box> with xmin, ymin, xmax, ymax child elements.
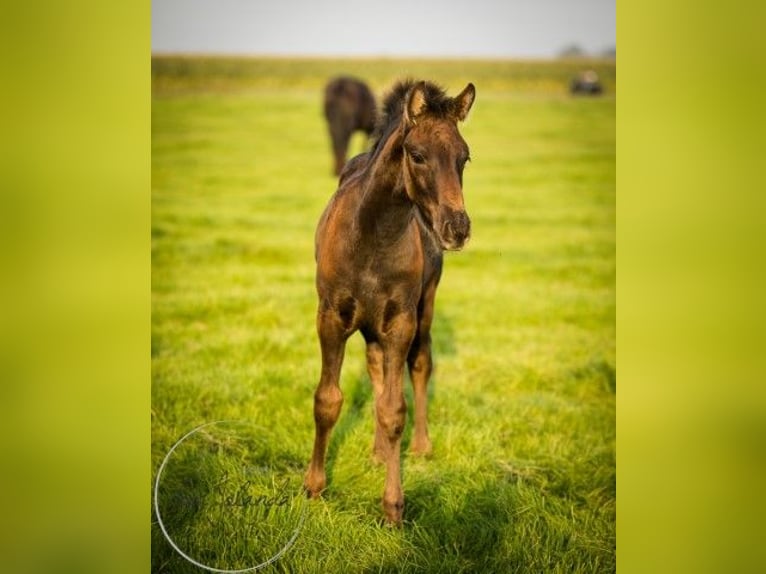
<box><xmin>570</xmin><ymin>70</ymin><xmax>603</xmax><ymax>95</ymax></box>
<box><xmin>323</xmin><ymin>77</ymin><xmax>377</xmax><ymax>176</ymax></box>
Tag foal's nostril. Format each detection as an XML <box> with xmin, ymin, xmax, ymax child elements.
<box><xmin>442</xmin><ymin>211</ymin><xmax>471</xmax><ymax>247</ymax></box>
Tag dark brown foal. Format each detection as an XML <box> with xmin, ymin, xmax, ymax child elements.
<box><xmin>305</xmin><ymin>79</ymin><xmax>476</xmax><ymax>525</ymax></box>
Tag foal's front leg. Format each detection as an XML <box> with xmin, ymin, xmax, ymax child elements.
<box><xmin>304</xmin><ymin>308</ymin><xmax>348</xmax><ymax>498</ymax></box>
<box><xmin>376</xmin><ymin>311</ymin><xmax>417</xmax><ymax>525</ymax></box>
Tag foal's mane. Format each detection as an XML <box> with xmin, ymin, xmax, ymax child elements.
<box><xmin>369</xmin><ymin>79</ymin><xmax>453</xmax><ymax>149</ymax></box>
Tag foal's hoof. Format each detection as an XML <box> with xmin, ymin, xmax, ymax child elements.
<box><xmin>382</xmin><ymin>498</ymin><xmax>404</xmax><ymax>526</ymax></box>
<box><xmin>303</xmin><ymin>474</ymin><xmax>325</xmax><ymax>499</ymax></box>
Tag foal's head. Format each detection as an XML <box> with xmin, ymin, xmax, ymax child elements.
<box><xmin>399</xmin><ymin>81</ymin><xmax>476</xmax><ymax>251</ymax></box>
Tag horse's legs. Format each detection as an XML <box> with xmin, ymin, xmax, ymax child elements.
<box><xmin>376</xmin><ymin>310</ymin><xmax>417</xmax><ymax>525</ymax></box>
<box><xmin>365</xmin><ymin>340</ymin><xmax>386</xmax><ymax>463</ymax></box>
<box><xmin>329</xmin><ymin>117</ymin><xmax>353</xmax><ymax>176</ymax></box>
<box><xmin>304</xmin><ymin>308</ymin><xmax>348</xmax><ymax>498</ymax></box>
<box><xmin>408</xmin><ymin>281</ymin><xmax>437</xmax><ymax>455</ymax></box>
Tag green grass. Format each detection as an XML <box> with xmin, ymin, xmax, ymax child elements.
<box><xmin>152</xmin><ymin>57</ymin><xmax>615</xmax><ymax>573</ymax></box>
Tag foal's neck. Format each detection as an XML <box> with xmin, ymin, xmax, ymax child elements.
<box><xmin>357</xmin><ymin>127</ymin><xmax>414</xmax><ymax>245</ymax></box>
<box><xmin>359</xmin><ymin>183</ymin><xmax>413</xmax><ymax>246</ymax></box>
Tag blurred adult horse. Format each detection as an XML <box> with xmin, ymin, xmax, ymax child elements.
<box><xmin>305</xmin><ymin>79</ymin><xmax>476</xmax><ymax>524</ymax></box>
<box><xmin>323</xmin><ymin>76</ymin><xmax>377</xmax><ymax>176</ymax></box>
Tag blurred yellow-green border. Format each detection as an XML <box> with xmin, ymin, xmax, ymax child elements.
<box><xmin>619</xmin><ymin>0</ymin><xmax>766</xmax><ymax>572</ymax></box>
<box><xmin>0</xmin><ymin>2</ymin><xmax>149</xmax><ymax>573</ymax></box>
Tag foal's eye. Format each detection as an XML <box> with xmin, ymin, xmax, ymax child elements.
<box><xmin>409</xmin><ymin>151</ymin><xmax>426</xmax><ymax>165</ymax></box>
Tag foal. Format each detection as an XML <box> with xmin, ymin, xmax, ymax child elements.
<box><xmin>305</xmin><ymin>79</ymin><xmax>476</xmax><ymax>524</ymax></box>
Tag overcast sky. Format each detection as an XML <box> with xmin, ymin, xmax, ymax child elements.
<box><xmin>152</xmin><ymin>0</ymin><xmax>615</xmax><ymax>58</ymax></box>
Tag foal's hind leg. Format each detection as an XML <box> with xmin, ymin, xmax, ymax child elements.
<box><xmin>304</xmin><ymin>306</ymin><xmax>349</xmax><ymax>498</ymax></box>
<box><xmin>407</xmin><ymin>281</ymin><xmax>438</xmax><ymax>456</ymax></box>
<box><xmin>365</xmin><ymin>340</ymin><xmax>387</xmax><ymax>463</ymax></box>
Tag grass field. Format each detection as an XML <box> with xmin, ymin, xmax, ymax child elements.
<box><xmin>151</xmin><ymin>56</ymin><xmax>615</xmax><ymax>573</ymax></box>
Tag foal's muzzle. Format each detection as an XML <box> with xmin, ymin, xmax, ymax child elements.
<box><xmin>439</xmin><ymin>208</ymin><xmax>471</xmax><ymax>251</ymax></box>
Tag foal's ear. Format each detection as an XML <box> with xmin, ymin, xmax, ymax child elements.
<box><xmin>453</xmin><ymin>83</ymin><xmax>476</xmax><ymax>122</ymax></box>
<box><xmin>405</xmin><ymin>81</ymin><xmax>428</xmax><ymax>126</ymax></box>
